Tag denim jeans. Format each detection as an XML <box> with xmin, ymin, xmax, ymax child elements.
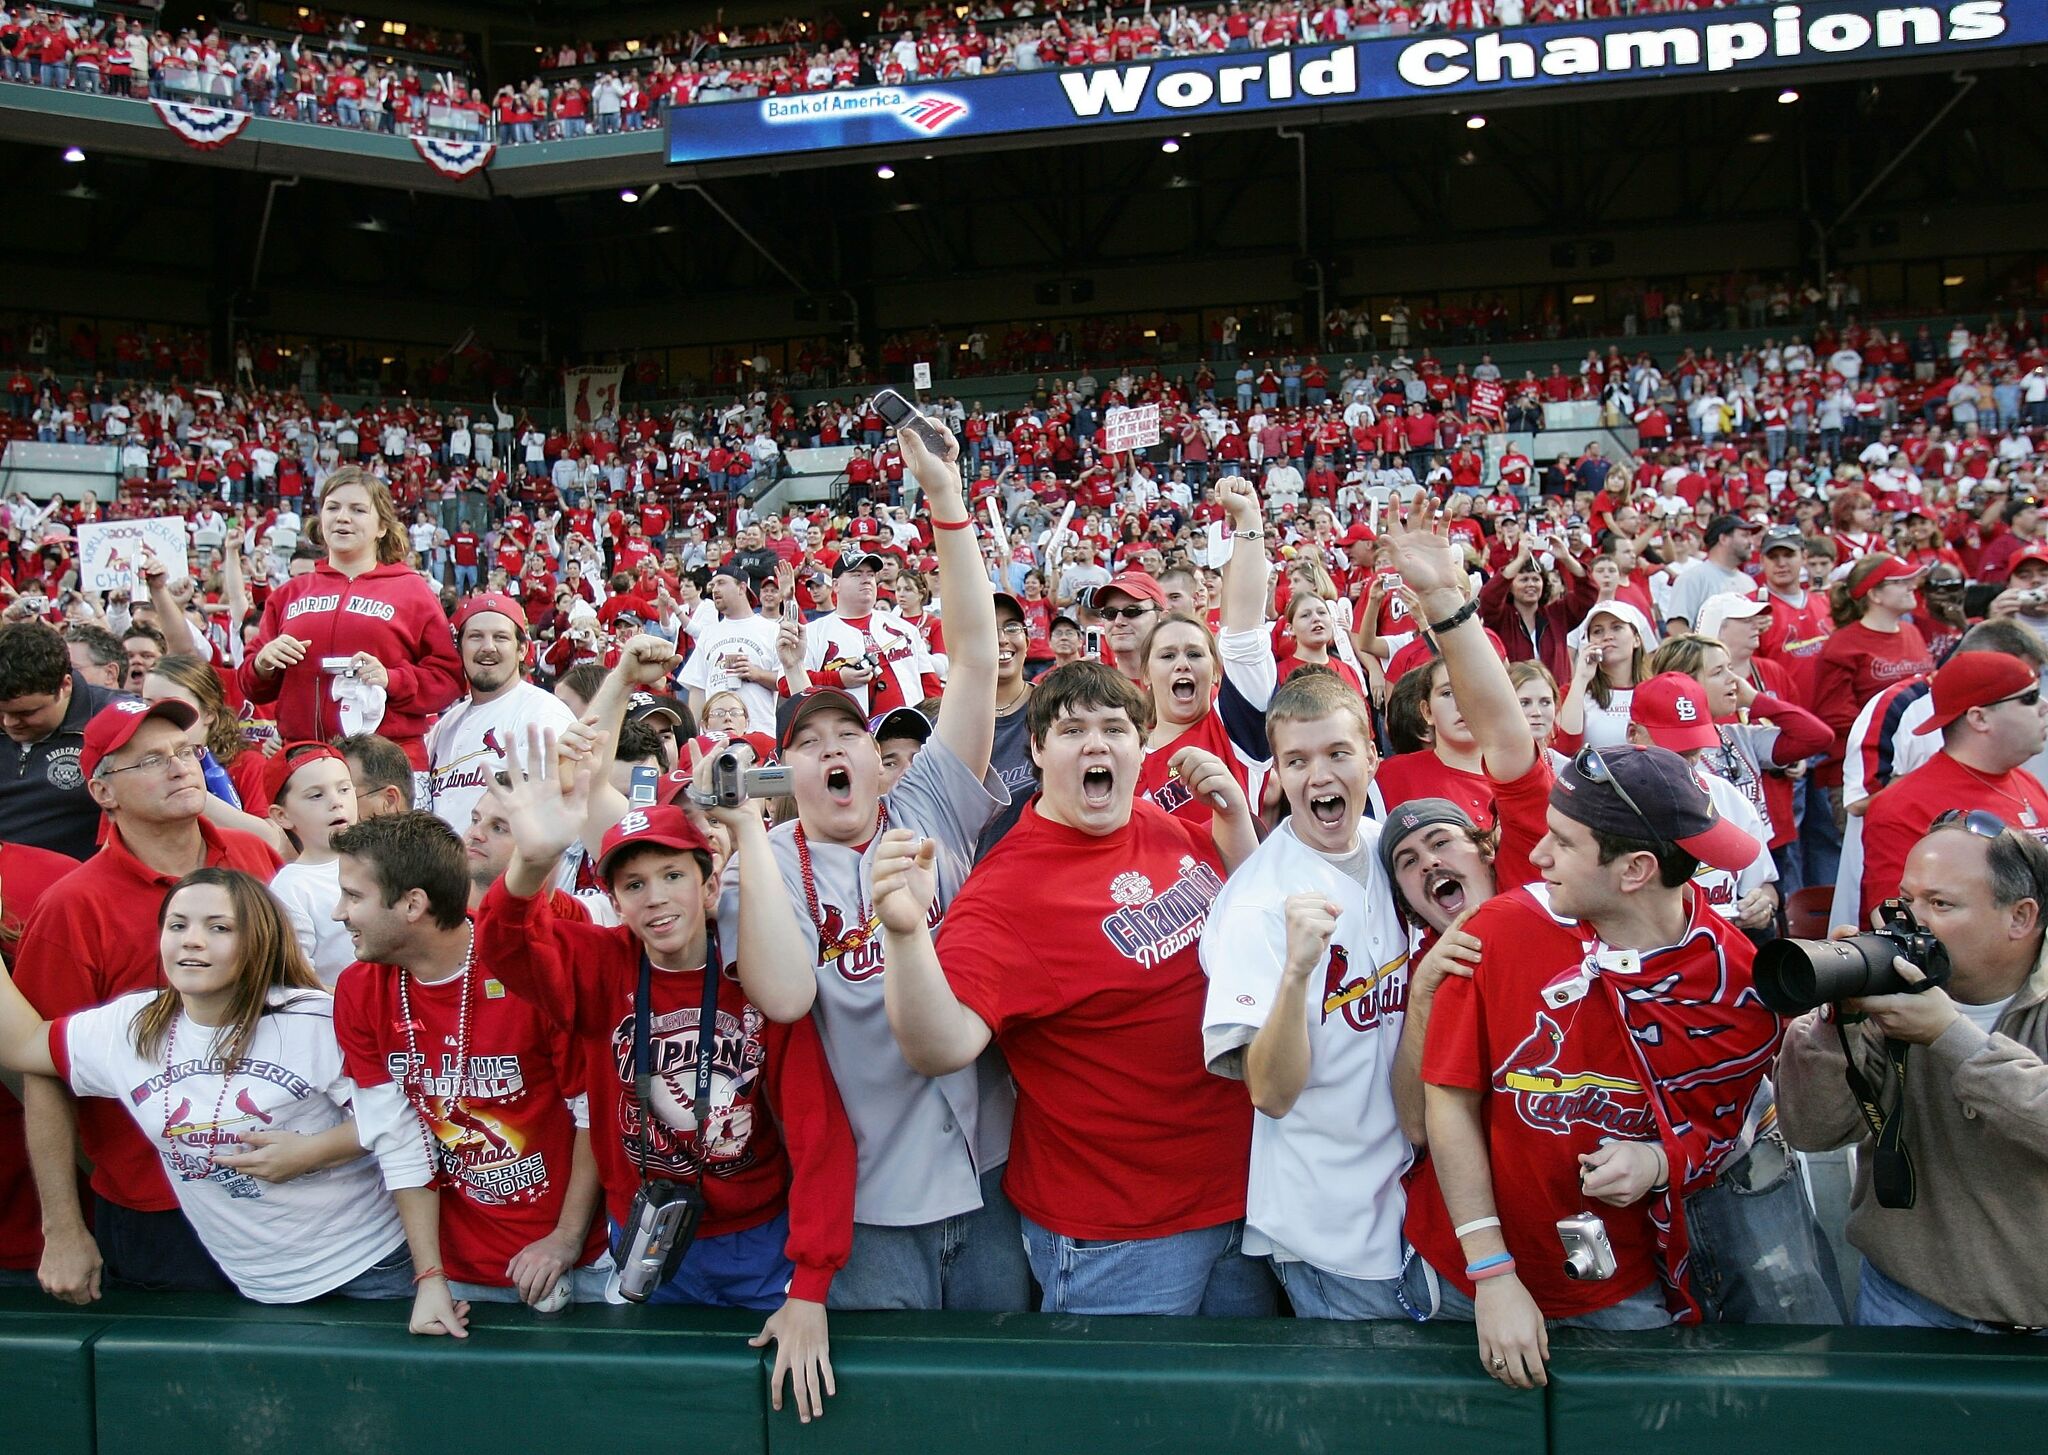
<box><xmin>1274</xmin><ymin>1259</ymin><xmax>1411</xmax><ymax>1322</ymax></box>
<box><xmin>614</xmin><ymin>1210</ymin><xmax>793</xmax><ymax>1312</ymax></box>
<box><xmin>1684</xmin><ymin>1130</ymin><xmax>1844</xmax><ymax>1324</ymax></box>
<box><xmin>1021</xmin><ymin>1214</ymin><xmax>1278</xmax><ymax>1316</ymax></box>
<box><xmin>828</xmin><ymin>1164</ymin><xmax>1032</xmax><ymax>1312</ymax></box>
<box><xmin>330</xmin><ymin>1241</ymin><xmax>416</xmax><ymax>1300</ymax></box>
<box><xmin>1413</xmin><ymin>1256</ymin><xmax>1669</xmax><ymax>1329</ymax></box>
<box><xmin>1856</xmin><ymin>1261</ymin><xmax>2047</xmax><ymax>1335</ymax></box>
<box><xmin>1799</xmin><ymin>779</ymin><xmax>1842</xmax><ymax>889</ymax></box>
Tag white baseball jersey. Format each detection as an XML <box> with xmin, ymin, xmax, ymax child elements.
<box><xmin>679</xmin><ymin>613</ymin><xmax>782</xmax><ymax>732</ymax></box>
<box><xmin>803</xmin><ymin>611</ymin><xmax>928</xmax><ymax>717</ymax></box>
<box><xmin>55</xmin><ymin>989</ymin><xmax>425</xmax><ymax>1303</ymax></box>
<box><xmin>426</xmin><ymin>681</ymin><xmax>577</xmax><ymax>839</ymax></box>
<box><xmin>1691</xmin><ymin>770</ymin><xmax>1777</xmax><ymax>921</ymax></box>
<box><xmin>1200</xmin><ymin>816</ymin><xmax>1414</xmax><ymax>1281</ymax></box>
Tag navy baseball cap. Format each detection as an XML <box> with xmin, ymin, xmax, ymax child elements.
<box><xmin>1552</xmin><ymin>745</ymin><xmax>1757</xmax><ymax>872</ymax></box>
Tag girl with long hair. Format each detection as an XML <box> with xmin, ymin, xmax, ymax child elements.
<box><xmin>1553</xmin><ymin>600</ymin><xmax>1654</xmax><ymax>749</ymax></box>
<box><xmin>145</xmin><ymin>653</ymin><xmax>270</xmax><ymax>814</ymax></box>
<box><xmin>0</xmin><ymin>869</ymin><xmax>461</xmax><ymax>1330</ymax></box>
<box><xmin>1812</xmin><ymin>555</ymin><xmax>1936</xmax><ymax>774</ymax></box>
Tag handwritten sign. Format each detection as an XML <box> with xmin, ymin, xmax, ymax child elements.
<box><xmin>1103</xmin><ymin>403</ymin><xmax>1161</xmax><ymax>453</ymax></box>
<box><xmin>77</xmin><ymin>517</ymin><xmax>189</xmax><ymax>596</ymax></box>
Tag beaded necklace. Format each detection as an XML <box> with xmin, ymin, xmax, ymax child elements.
<box><xmin>395</xmin><ymin>927</ymin><xmax>476</xmax><ymax>1182</ymax></box>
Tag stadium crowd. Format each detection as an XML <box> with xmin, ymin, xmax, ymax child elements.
<box><xmin>0</xmin><ymin>0</ymin><xmax>1762</xmax><ymax>142</ymax></box>
<box><xmin>0</xmin><ymin>310</ymin><xmax>2044</xmax><ymax>1415</ymax></box>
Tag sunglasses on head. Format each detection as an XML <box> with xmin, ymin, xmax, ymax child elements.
<box><xmin>1571</xmin><ymin>746</ymin><xmax>1668</xmax><ymax>847</ymax></box>
<box><xmin>1096</xmin><ymin>603</ymin><xmax>1157</xmax><ymax>622</ymax></box>
<box><xmin>1931</xmin><ymin>807</ymin><xmax>2010</xmax><ymax>839</ymax></box>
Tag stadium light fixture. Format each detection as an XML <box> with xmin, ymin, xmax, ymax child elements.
<box><xmin>61</xmin><ymin>146</ymin><xmax>84</xmax><ymax>163</ymax></box>
<box><xmin>620</xmin><ymin>189</ymin><xmax>640</xmax><ymax>203</ymax></box>
<box><xmin>1161</xmin><ymin>138</ymin><xmax>1180</xmax><ymax>154</ymax></box>
<box><xmin>1747</xmin><ymin>131</ymin><xmax>1774</xmax><ymax>143</ymax></box>
<box><xmin>876</xmin><ymin>164</ymin><xmax>896</xmax><ymax>179</ymax></box>
<box><xmin>1465</xmin><ymin>115</ymin><xmax>1486</xmax><ymax>130</ymax></box>
<box><xmin>1777</xmin><ymin>88</ymin><xmax>1799</xmax><ymax>104</ymax></box>
<box><xmin>1944</xmin><ymin>275</ymin><xmax>1966</xmax><ymax>287</ymax></box>
<box><xmin>1572</xmin><ymin>293</ymin><xmax>1597</xmax><ymax>305</ymax></box>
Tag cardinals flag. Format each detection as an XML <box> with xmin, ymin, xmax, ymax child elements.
<box><xmin>412</xmin><ymin>136</ymin><xmax>496</xmax><ymax>180</ymax></box>
<box><xmin>149</xmin><ymin>100</ymin><xmax>252</xmax><ymax>151</ymax></box>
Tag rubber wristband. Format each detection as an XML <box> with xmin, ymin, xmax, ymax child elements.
<box><xmin>933</xmin><ymin>517</ymin><xmax>972</xmax><ymax>532</ymax></box>
<box><xmin>1465</xmin><ymin>1251</ymin><xmax>1514</xmax><ymax>1276</ymax></box>
<box><xmin>1454</xmin><ymin>1216</ymin><xmax>1503</xmax><ymax>1239</ymax></box>
<box><xmin>1428</xmin><ymin>598</ymin><xmax>1480</xmax><ymax>635</ymax></box>
<box><xmin>1469</xmin><ymin>1259</ymin><xmax>1518</xmax><ymax>1283</ymax></box>
<box><xmin>412</xmin><ymin>1266</ymin><xmax>445</xmax><ymax>1285</ymax></box>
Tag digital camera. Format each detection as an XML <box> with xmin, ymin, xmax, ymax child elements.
<box><xmin>690</xmin><ymin>747</ymin><xmax>794</xmax><ymax>810</ymax></box>
<box><xmin>1753</xmin><ymin>900</ymin><xmax>1951</xmax><ymax>1016</ymax></box>
<box><xmin>1557</xmin><ymin>1210</ymin><xmax>1618</xmax><ymax>1281</ymax></box>
<box><xmin>613</xmin><ymin>1178</ymin><xmax>704</xmax><ymax>1303</ymax></box>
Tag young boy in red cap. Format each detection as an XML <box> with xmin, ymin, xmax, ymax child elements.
<box><xmin>477</xmin><ymin>736</ymin><xmax>854</xmax><ymax>1424</ymax></box>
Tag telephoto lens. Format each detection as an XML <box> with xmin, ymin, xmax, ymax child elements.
<box><xmin>1752</xmin><ymin>909</ymin><xmax>1951</xmax><ymax>1016</ymax></box>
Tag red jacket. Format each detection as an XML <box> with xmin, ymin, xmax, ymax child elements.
<box><xmin>238</xmin><ymin>560</ymin><xmax>462</xmax><ymax>768</ymax></box>
<box><xmin>476</xmin><ymin>880</ymin><xmax>855</xmax><ymax>1302</ymax></box>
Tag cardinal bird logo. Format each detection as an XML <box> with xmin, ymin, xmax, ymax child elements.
<box><xmin>482</xmin><ymin>726</ymin><xmax>506</xmax><ymax>758</ymax></box>
<box><xmin>235</xmin><ymin>1088</ymin><xmax>273</xmax><ymax>1125</ymax></box>
<box><xmin>1492</xmin><ymin>1012</ymin><xmax>1651</xmax><ymax>1138</ymax></box>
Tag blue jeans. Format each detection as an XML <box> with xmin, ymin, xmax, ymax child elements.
<box><xmin>1414</xmin><ymin>1256</ymin><xmax>1670</xmax><ymax>1329</ymax></box>
<box><xmin>828</xmin><ymin>1164</ymin><xmax>1031</xmax><ymax>1312</ymax></box>
<box><xmin>1799</xmin><ymin>779</ymin><xmax>1842</xmax><ymax>890</ymax></box>
<box><xmin>453</xmin><ymin>563</ymin><xmax>478</xmax><ymax>592</ymax></box>
<box><xmin>1684</xmin><ymin>1130</ymin><xmax>1844</xmax><ymax>1324</ymax></box>
<box><xmin>330</xmin><ymin>1241</ymin><xmax>416</xmax><ymax>1300</ymax></box>
<box><xmin>1856</xmin><ymin>1261</ymin><xmax>2047</xmax><ymax>1335</ymax></box>
<box><xmin>613</xmin><ymin>1210</ymin><xmax>793</xmax><ymax>1312</ymax></box>
<box><xmin>1021</xmin><ymin>1214</ymin><xmax>1278</xmax><ymax>1317</ymax></box>
<box><xmin>1274</xmin><ymin>1259</ymin><xmax>1410</xmax><ymax>1321</ymax></box>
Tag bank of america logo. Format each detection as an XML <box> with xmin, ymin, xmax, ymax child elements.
<box><xmin>900</xmin><ymin>96</ymin><xmax>967</xmax><ymax>133</ymax></box>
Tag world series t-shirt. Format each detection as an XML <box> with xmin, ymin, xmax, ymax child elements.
<box><xmin>334</xmin><ymin>960</ymin><xmax>610</xmax><ymax>1288</ymax></box>
<box><xmin>51</xmin><ymin>990</ymin><xmax>416</xmax><ymax>1304</ymax></box>
<box><xmin>1200</xmin><ymin>817</ymin><xmax>1413</xmax><ymax>1280</ymax></box>
<box><xmin>938</xmin><ymin>798</ymin><xmax>1252</xmax><ymax>1240</ymax></box>
<box><xmin>1137</xmin><ymin>628</ymin><xmax>1276</xmax><ymax>826</ymax></box>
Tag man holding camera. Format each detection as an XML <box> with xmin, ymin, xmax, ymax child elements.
<box><xmin>1404</xmin><ymin>745</ymin><xmax>1782</xmax><ymax>1387</ymax></box>
<box><xmin>1777</xmin><ymin>815</ymin><xmax>2048</xmax><ymax>1331</ymax></box>
<box><xmin>803</xmin><ymin>552</ymin><xmax>933</xmax><ymax>718</ymax></box>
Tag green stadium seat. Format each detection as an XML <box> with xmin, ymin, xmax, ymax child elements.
<box><xmin>0</xmin><ymin>1297</ymin><xmax>104</xmax><ymax>1455</ymax></box>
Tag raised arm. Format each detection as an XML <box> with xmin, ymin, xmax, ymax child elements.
<box><xmin>1386</xmin><ymin>498</ymin><xmax>1535</xmax><ymax>781</ymax></box>
<box><xmin>903</xmin><ymin>418</ymin><xmax>996</xmax><ymax>781</ymax></box>
<box><xmin>1215</xmin><ymin>475</ymin><xmax>1268</xmax><ymax>635</ymax></box>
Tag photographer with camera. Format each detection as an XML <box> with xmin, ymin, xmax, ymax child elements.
<box><xmin>1774</xmin><ymin>814</ymin><xmax>2048</xmax><ymax>1332</ymax></box>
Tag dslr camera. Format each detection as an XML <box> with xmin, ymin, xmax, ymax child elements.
<box><xmin>1753</xmin><ymin>900</ymin><xmax>1951</xmax><ymax>1016</ymax></box>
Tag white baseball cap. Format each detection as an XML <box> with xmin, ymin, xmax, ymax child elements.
<box><xmin>1697</xmin><ymin>591</ymin><xmax>1768</xmax><ymax>641</ymax></box>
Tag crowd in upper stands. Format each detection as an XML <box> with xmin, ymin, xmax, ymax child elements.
<box><xmin>0</xmin><ymin>0</ymin><xmax>1761</xmax><ymax>143</ymax></box>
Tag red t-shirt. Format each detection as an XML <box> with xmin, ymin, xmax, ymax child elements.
<box><xmin>1370</xmin><ymin>751</ymin><xmax>1497</xmax><ymax>832</ymax></box>
<box><xmin>1857</xmin><ymin>751</ymin><xmax>2048</xmax><ymax>923</ymax></box>
<box><xmin>937</xmin><ymin>800</ymin><xmax>1250</xmax><ymax>1240</ymax></box>
<box><xmin>473</xmin><ymin>881</ymin><xmax>854</xmax><ymax>1302</ymax></box>
<box><xmin>1809</xmin><ymin>621</ymin><xmax>1935</xmax><ymax>777</ymax></box>
<box><xmin>10</xmin><ymin>822</ymin><xmax>282</xmax><ymax>1211</ymax></box>
<box><xmin>333</xmin><ymin>944</ymin><xmax>609</xmax><ymax>1288</ymax></box>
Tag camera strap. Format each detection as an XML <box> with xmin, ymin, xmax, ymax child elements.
<box><xmin>632</xmin><ymin>925</ymin><xmax>723</xmax><ymax>1189</ymax></box>
<box><xmin>1836</xmin><ymin>1022</ymin><xmax>1917</xmax><ymax>1209</ymax></box>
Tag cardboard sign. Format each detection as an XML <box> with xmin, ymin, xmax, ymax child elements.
<box><xmin>912</xmin><ymin>361</ymin><xmax>933</xmax><ymax>391</ymax></box>
<box><xmin>1103</xmin><ymin>403</ymin><xmax>1161</xmax><ymax>453</ymax></box>
<box><xmin>77</xmin><ymin>517</ymin><xmax>189</xmax><ymax>596</ymax></box>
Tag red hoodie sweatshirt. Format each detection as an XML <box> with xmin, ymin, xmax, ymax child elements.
<box><xmin>238</xmin><ymin>560</ymin><xmax>463</xmax><ymax>768</ymax></box>
<box><xmin>475</xmin><ymin>878</ymin><xmax>855</xmax><ymax>1303</ymax></box>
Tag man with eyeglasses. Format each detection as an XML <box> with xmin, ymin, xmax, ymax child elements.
<box><xmin>9</xmin><ymin>700</ymin><xmax>281</xmax><ymax>1303</ymax></box>
<box><xmin>1400</xmin><ymin>741</ymin><xmax>1780</xmax><ymax>1388</ymax></box>
<box><xmin>1778</xmin><ymin>811</ymin><xmax>2048</xmax><ymax>1332</ymax></box>
<box><xmin>1857</xmin><ymin>652</ymin><xmax>2048</xmax><ymax>926</ymax></box>
<box><xmin>0</xmin><ymin>621</ymin><xmax>131</xmax><ymax>861</ymax></box>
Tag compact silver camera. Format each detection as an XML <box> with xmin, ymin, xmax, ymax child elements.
<box><xmin>1557</xmin><ymin>1210</ymin><xmax>1618</xmax><ymax>1281</ymax></box>
<box><xmin>320</xmin><ymin>655</ymin><xmax>359</xmax><ymax>677</ymax></box>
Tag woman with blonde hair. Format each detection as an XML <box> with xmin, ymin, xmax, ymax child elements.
<box><xmin>237</xmin><ymin>465</ymin><xmax>463</xmax><ymax>772</ymax></box>
<box><xmin>0</xmin><ymin>869</ymin><xmax>463</xmax><ymax>1331</ymax></box>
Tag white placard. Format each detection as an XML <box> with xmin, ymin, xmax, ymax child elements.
<box><xmin>1206</xmin><ymin>519</ymin><xmax>1234</xmax><ymax>566</ymax></box>
<box><xmin>912</xmin><ymin>361</ymin><xmax>932</xmax><ymax>391</ymax></box>
<box><xmin>1103</xmin><ymin>403</ymin><xmax>1161</xmax><ymax>453</ymax></box>
<box><xmin>77</xmin><ymin>517</ymin><xmax>189</xmax><ymax>596</ymax></box>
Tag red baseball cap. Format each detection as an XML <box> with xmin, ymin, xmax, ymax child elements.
<box><xmin>1631</xmin><ymin>672</ymin><xmax>1721</xmax><ymax>752</ymax></box>
<box><xmin>1913</xmin><ymin>651</ymin><xmax>2039</xmax><ymax>735</ymax></box>
<box><xmin>1094</xmin><ymin>572</ymin><xmax>1168</xmax><ymax>609</ymax></box>
<box><xmin>452</xmin><ymin>592</ymin><xmax>529</xmax><ymax>635</ymax></box>
<box><xmin>593</xmin><ymin>805</ymin><xmax>714</xmax><ymax>883</ymax></box>
<box><xmin>2007</xmin><ymin>543</ymin><xmax>2048</xmax><ymax>574</ymax></box>
<box><xmin>262</xmin><ymin>740</ymin><xmax>349</xmax><ymax>806</ymax></box>
<box><xmin>80</xmin><ymin>698</ymin><xmax>198</xmax><ymax>780</ymax></box>
<box><xmin>1341</xmin><ymin>523</ymin><xmax>1376</xmax><ymax>548</ymax></box>
<box><xmin>1848</xmin><ymin>554</ymin><xmax>1929</xmax><ymax>598</ymax></box>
